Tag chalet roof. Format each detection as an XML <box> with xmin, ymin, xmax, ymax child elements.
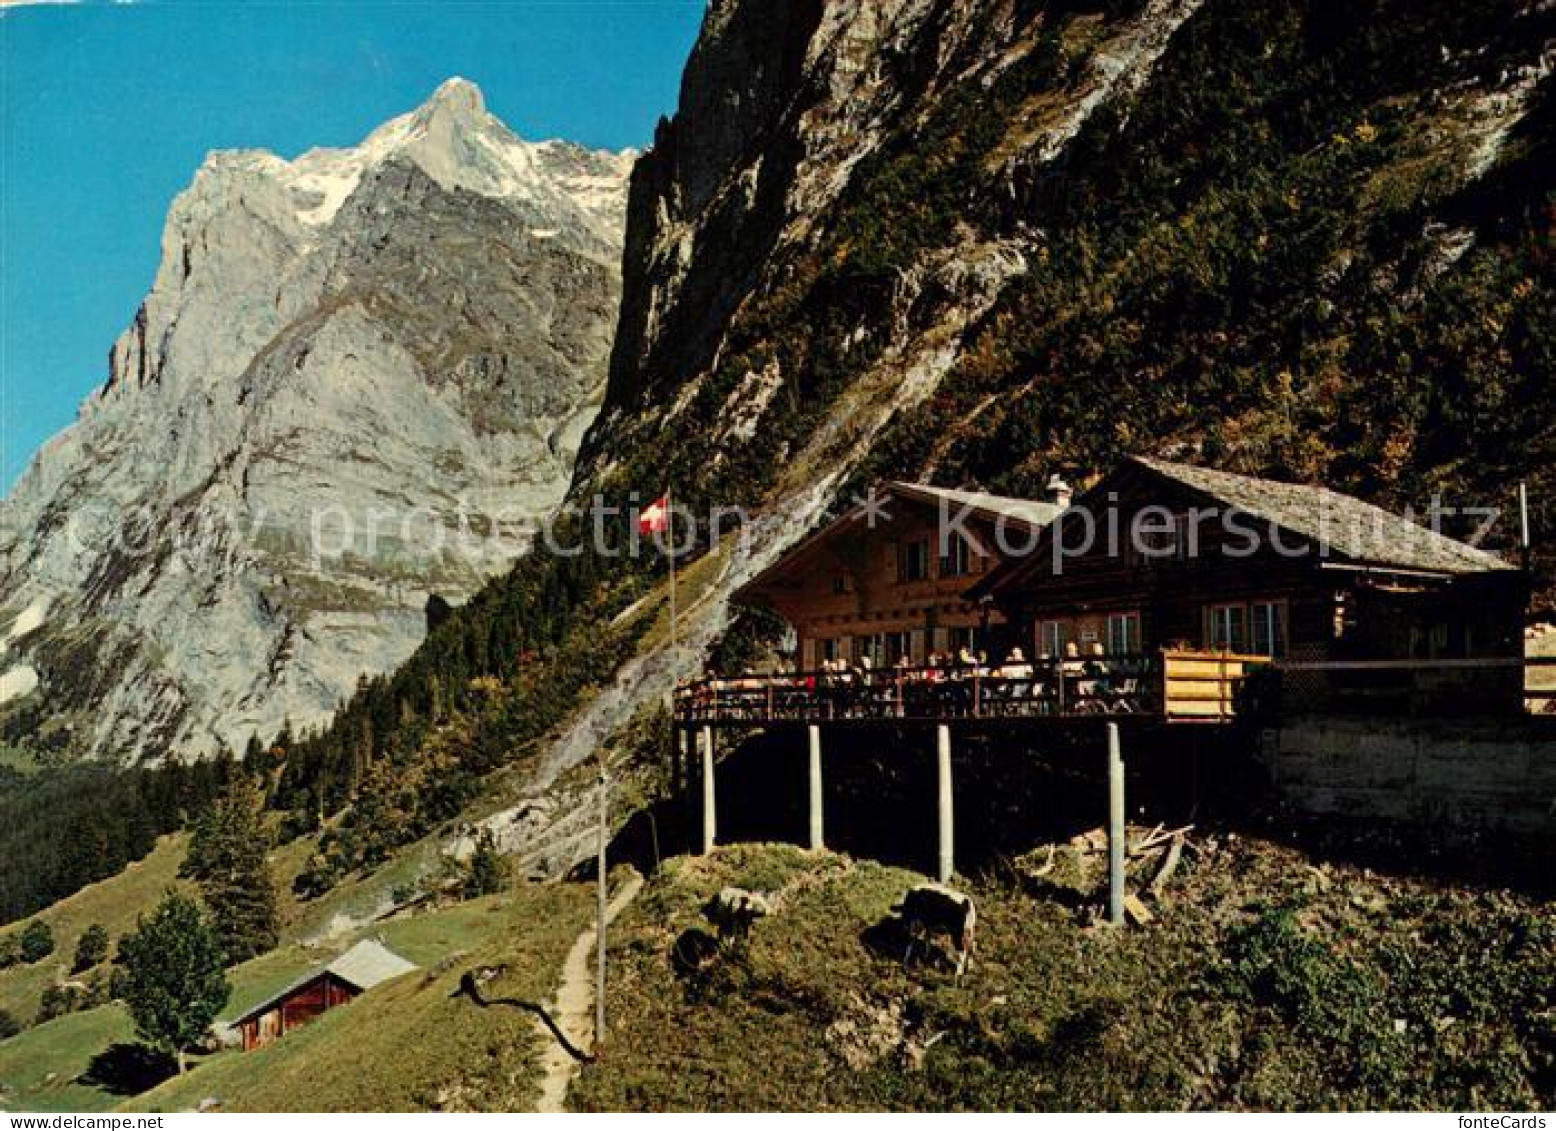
<box><xmin>889</xmin><ymin>483</ymin><xmax>1066</xmax><ymax>530</ymax></box>
<box><xmin>1131</xmin><ymin>457</ymin><xmax>1514</xmax><ymax>575</ymax></box>
<box><xmin>735</xmin><ymin>480</ymin><xmax>1062</xmax><ymax>602</ymax></box>
<box><xmin>229</xmin><ymin>939</ymin><xmax>417</xmax><ymax>1026</ymax></box>
<box><xmin>324</xmin><ymin>939</ymin><xmax>419</xmax><ymax>990</ymax></box>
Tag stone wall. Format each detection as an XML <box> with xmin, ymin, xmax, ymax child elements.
<box><xmin>1258</xmin><ymin>715</ymin><xmax>1556</xmax><ymax>837</ymax></box>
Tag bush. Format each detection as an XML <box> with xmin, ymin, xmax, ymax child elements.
<box><xmin>18</xmin><ymin>920</ymin><xmax>54</xmax><ymax>964</ymax></box>
<box><xmin>35</xmin><ymin>973</ymin><xmax>111</xmax><ymax>1024</ymax></box>
<box><xmin>0</xmin><ymin>1008</ymin><xmax>19</xmax><ymax>1041</ymax></box>
<box><xmin>73</xmin><ymin>924</ymin><xmax>110</xmax><ymax>973</ymax></box>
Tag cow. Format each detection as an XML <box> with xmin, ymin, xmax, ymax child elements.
<box><xmin>703</xmin><ymin>886</ymin><xmax>773</xmax><ymax>941</ymax></box>
<box><xmin>894</xmin><ymin>882</ymin><xmax>976</xmax><ymax>976</ymax></box>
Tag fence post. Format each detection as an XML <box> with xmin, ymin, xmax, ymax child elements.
<box><xmin>807</xmin><ymin>724</ymin><xmax>824</xmax><ymax>851</ymax></box>
<box><xmin>936</xmin><ymin>724</ymin><xmax>955</xmax><ymax>883</ymax></box>
<box><xmin>700</xmin><ymin>725</ymin><xmax>717</xmax><ymax>855</ymax></box>
<box><xmin>1107</xmin><ymin>722</ymin><xmax>1125</xmax><ymax>927</ymax></box>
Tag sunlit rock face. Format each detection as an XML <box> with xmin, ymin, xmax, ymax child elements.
<box><xmin>0</xmin><ymin>78</ymin><xmax>633</xmax><ymax>762</ymax></box>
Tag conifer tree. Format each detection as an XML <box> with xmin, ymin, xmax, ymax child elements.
<box><xmin>181</xmin><ymin>779</ymin><xmax>279</xmax><ymax>963</ymax></box>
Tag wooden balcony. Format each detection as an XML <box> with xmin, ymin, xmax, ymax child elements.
<box><xmin>673</xmin><ymin>649</ymin><xmax>1271</xmax><ymax>728</ymax></box>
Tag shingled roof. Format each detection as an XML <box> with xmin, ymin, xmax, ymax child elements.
<box><xmin>1131</xmin><ymin>456</ymin><xmax>1513</xmax><ymax>575</ymax></box>
<box><xmin>890</xmin><ymin>483</ymin><xmax>1066</xmax><ymax>531</ymax></box>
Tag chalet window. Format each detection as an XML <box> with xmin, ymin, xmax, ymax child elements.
<box><xmin>1208</xmin><ymin>601</ymin><xmax>1285</xmax><ymax>656</ymax></box>
<box><xmin>1039</xmin><ymin>619</ymin><xmax>1069</xmax><ymax>659</ymax></box>
<box><xmin>1138</xmin><ymin>512</ymin><xmax>1193</xmax><ymax>563</ymax></box>
<box><xmin>821</xmin><ymin>638</ymin><xmax>842</xmax><ymax>663</ymax></box>
<box><xmin>855</xmin><ymin>633</ymin><xmax>885</xmax><ymax>665</ymax></box>
<box><xmin>885</xmin><ymin>631</ymin><xmax>912</xmax><ymax>662</ymax></box>
<box><xmin>1249</xmin><ymin>601</ymin><xmax>1288</xmax><ymax>657</ymax></box>
<box><xmin>899</xmin><ymin>539</ymin><xmax>930</xmax><ymax>583</ymax></box>
<box><xmin>948</xmin><ymin>626</ymin><xmax>976</xmax><ymax>655</ymax></box>
<box><xmin>831</xmin><ymin>573</ymin><xmax>852</xmax><ymax>595</ymax></box>
<box><xmin>1207</xmin><ymin>604</ymin><xmax>1247</xmax><ymax>652</ymax></box>
<box><xmin>940</xmin><ymin>532</ymin><xmax>974</xmax><ymax>578</ymax></box>
<box><xmin>1105</xmin><ymin>611</ymin><xmax>1141</xmax><ymax>655</ymax></box>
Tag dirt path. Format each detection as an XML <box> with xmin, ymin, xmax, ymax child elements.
<box><xmin>533</xmin><ymin>872</ymin><xmax>645</xmax><ymax>1112</ymax></box>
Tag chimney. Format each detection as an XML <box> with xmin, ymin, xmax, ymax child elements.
<box><xmin>1045</xmin><ymin>474</ymin><xmax>1073</xmax><ymax>508</ymax></box>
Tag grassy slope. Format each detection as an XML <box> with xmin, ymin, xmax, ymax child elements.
<box><xmin>0</xmin><ymin>1006</ymin><xmax>137</xmax><ymax>1113</ymax></box>
<box><xmin>571</xmin><ymin>841</ymin><xmax>1553</xmax><ymax>1112</ymax></box>
<box><xmin>0</xmin><ymin>835</ymin><xmax>188</xmax><ymax>1031</ymax></box>
<box><xmin>125</xmin><ymin>884</ymin><xmax>593</xmax><ymax>1113</ymax></box>
<box><xmin>0</xmin><ymin>814</ymin><xmax>595</xmax><ymax>1113</ymax></box>
<box><xmin>0</xmin><ymin>894</ymin><xmax>490</xmax><ymax>1115</ymax></box>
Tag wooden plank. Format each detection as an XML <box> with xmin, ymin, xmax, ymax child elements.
<box><xmin>1166</xmin><ymin>700</ymin><xmax>1230</xmax><ymax>718</ymax></box>
<box><xmin>1164</xmin><ymin>683</ymin><xmax>1236</xmax><ymax>701</ymax></box>
<box><xmin>1165</xmin><ymin>658</ymin><xmax>1248</xmax><ymax>679</ymax></box>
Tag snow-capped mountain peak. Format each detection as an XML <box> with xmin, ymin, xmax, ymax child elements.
<box><xmin>0</xmin><ymin>83</ymin><xmax>633</xmax><ymax>761</ymax></box>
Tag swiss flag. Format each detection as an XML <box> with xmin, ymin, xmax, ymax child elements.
<box><xmin>639</xmin><ymin>494</ymin><xmax>670</xmax><ymax>535</ymax></box>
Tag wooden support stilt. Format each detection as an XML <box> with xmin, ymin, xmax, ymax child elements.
<box><xmin>936</xmin><ymin>724</ymin><xmax>954</xmax><ymax>883</ymax></box>
<box><xmin>807</xmin><ymin>724</ymin><xmax>824</xmax><ymax>851</ymax></box>
<box><xmin>673</xmin><ymin>726</ymin><xmax>686</xmax><ymax>797</ymax></box>
<box><xmin>700</xmin><ymin>725</ymin><xmax>717</xmax><ymax>855</ymax></box>
<box><xmin>1107</xmin><ymin>722</ymin><xmax>1125</xmax><ymax>927</ymax></box>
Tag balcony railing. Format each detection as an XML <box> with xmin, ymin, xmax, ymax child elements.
<box><xmin>673</xmin><ymin>650</ymin><xmax>1271</xmax><ymax>726</ymax></box>
<box><xmin>671</xmin><ymin>652</ymin><xmax>1555</xmax><ymax>726</ymax></box>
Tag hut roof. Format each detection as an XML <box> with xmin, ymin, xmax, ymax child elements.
<box><xmin>735</xmin><ymin>480</ymin><xmax>1063</xmax><ymax>604</ymax></box>
<box><xmin>1130</xmin><ymin>457</ymin><xmax>1514</xmax><ymax>575</ymax></box>
<box><xmin>229</xmin><ymin>939</ymin><xmax>417</xmax><ymax>1027</ymax></box>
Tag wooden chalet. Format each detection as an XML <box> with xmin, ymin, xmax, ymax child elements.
<box><xmin>674</xmin><ymin>458</ymin><xmax>1532</xmax><ymax>885</ymax></box>
<box><xmin>972</xmin><ymin>457</ymin><xmax>1527</xmax><ymax>715</ymax></box>
<box><xmin>734</xmin><ymin>479</ymin><xmax>1068</xmax><ymax>669</ymax></box>
<box><xmin>677</xmin><ymin>458</ymin><xmax>1527</xmax><ymax>726</ymax></box>
<box><xmin>230</xmin><ymin>939</ymin><xmax>416</xmax><ymax>1051</ymax></box>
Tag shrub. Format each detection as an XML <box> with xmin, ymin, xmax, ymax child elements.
<box><xmin>18</xmin><ymin>920</ymin><xmax>54</xmax><ymax>964</ymax></box>
<box><xmin>73</xmin><ymin>924</ymin><xmax>110</xmax><ymax>973</ymax></box>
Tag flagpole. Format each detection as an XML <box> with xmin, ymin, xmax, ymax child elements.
<box><xmin>668</xmin><ymin>487</ymin><xmax>678</xmax><ymax>652</ymax></box>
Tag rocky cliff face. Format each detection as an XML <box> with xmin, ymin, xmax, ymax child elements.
<box><xmin>584</xmin><ymin>0</ymin><xmax>1551</xmax><ymax>517</ymax></box>
<box><xmin>0</xmin><ymin>78</ymin><xmax>633</xmax><ymax>761</ymax></box>
<box><xmin>487</xmin><ymin>0</ymin><xmax>1553</xmax><ymax>873</ymax></box>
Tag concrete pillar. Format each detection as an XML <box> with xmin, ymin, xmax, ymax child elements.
<box><xmin>1107</xmin><ymin>722</ymin><xmax>1125</xmax><ymax>926</ymax></box>
<box><xmin>700</xmin><ymin>725</ymin><xmax>717</xmax><ymax>855</ymax></box>
<box><xmin>807</xmin><ymin>725</ymin><xmax>824</xmax><ymax>851</ymax></box>
<box><xmin>936</xmin><ymin>724</ymin><xmax>954</xmax><ymax>883</ymax></box>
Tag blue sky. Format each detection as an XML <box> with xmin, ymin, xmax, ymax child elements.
<box><xmin>0</xmin><ymin>0</ymin><xmax>704</xmax><ymax>490</ymax></box>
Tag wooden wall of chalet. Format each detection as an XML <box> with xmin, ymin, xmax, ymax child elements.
<box><xmin>749</xmin><ymin>496</ymin><xmax>1016</xmax><ymax>666</ymax></box>
<box><xmin>240</xmin><ymin>973</ymin><xmax>358</xmax><ymax>1051</ymax></box>
<box><xmin>1000</xmin><ymin>474</ymin><xmax>1335</xmax><ymax>657</ymax></box>
<box><xmin>993</xmin><ymin>472</ymin><xmax>1524</xmax><ymax>664</ymax></box>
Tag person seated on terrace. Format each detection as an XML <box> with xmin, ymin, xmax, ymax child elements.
<box><xmin>997</xmin><ymin>647</ymin><xmax>1034</xmax><ymax>681</ymax></box>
